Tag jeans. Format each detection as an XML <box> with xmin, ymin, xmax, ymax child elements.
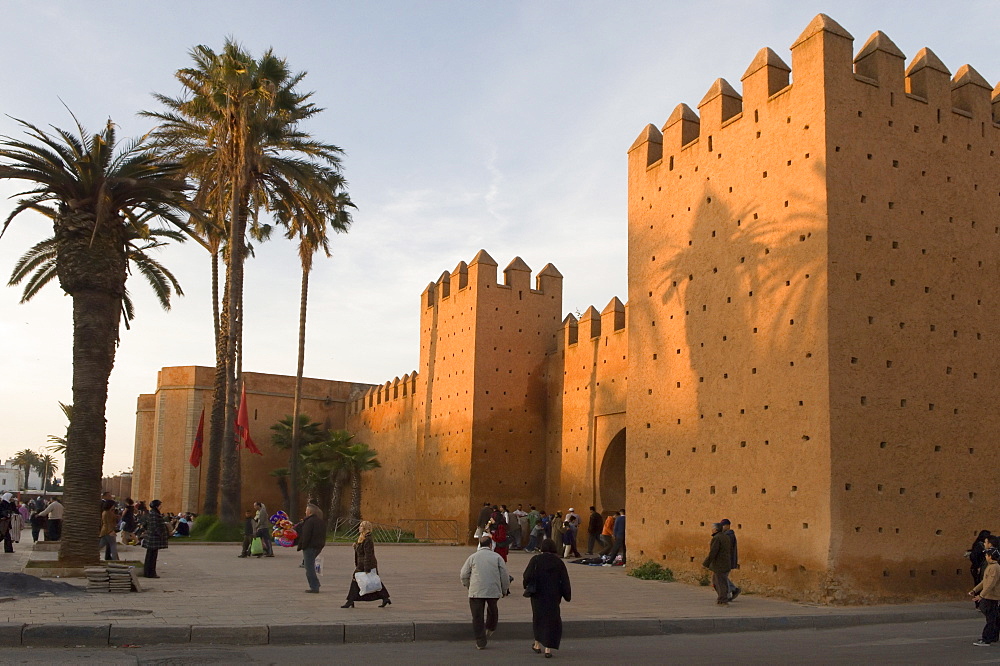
<box><xmin>598</xmin><ymin>534</ymin><xmax>612</xmax><ymax>555</ymax></box>
<box><xmin>607</xmin><ymin>535</ymin><xmax>626</xmax><ymax>562</ymax></box>
<box><xmin>525</xmin><ymin>534</ymin><xmax>540</xmax><ymax>552</ymax></box>
<box><xmin>982</xmin><ymin>598</ymin><xmax>1000</xmax><ymax>643</ymax></box>
<box><xmin>469</xmin><ymin>597</ymin><xmax>499</xmax><ymax>647</ymax></box>
<box><xmin>100</xmin><ymin>534</ymin><xmax>119</xmax><ymax>560</ymax></box>
<box><xmin>302</xmin><ymin>548</ymin><xmax>320</xmax><ymax>591</ymax></box>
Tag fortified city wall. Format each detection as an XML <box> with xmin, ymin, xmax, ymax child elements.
<box><xmin>627</xmin><ymin>13</ymin><xmax>1000</xmax><ymax>601</ymax></box>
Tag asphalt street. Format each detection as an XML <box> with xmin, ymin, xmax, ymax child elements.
<box><xmin>1</xmin><ymin>619</ymin><xmax>996</xmax><ymax>665</ymax></box>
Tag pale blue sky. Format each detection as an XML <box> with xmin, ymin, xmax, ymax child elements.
<box><xmin>1</xmin><ymin>1</ymin><xmax>996</xmax><ymax>474</ymax></box>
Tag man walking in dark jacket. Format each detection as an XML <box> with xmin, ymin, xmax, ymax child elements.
<box><xmin>720</xmin><ymin>518</ymin><xmax>741</xmax><ymax>600</ymax></box>
<box><xmin>298</xmin><ymin>503</ymin><xmax>327</xmax><ymax>593</ymax></box>
<box><xmin>703</xmin><ymin>522</ymin><xmax>733</xmax><ymax>604</ymax></box>
<box><xmin>586</xmin><ymin>507</ymin><xmax>603</xmax><ymax>555</ymax></box>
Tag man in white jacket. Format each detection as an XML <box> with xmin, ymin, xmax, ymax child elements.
<box><xmin>460</xmin><ymin>536</ymin><xmax>510</xmax><ymax>649</ymax></box>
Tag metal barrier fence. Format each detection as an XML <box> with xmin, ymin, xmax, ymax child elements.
<box><xmin>331</xmin><ymin>517</ymin><xmax>461</xmax><ymax>544</ymax></box>
<box><xmin>397</xmin><ymin>518</ymin><xmax>461</xmax><ymax>544</ymax></box>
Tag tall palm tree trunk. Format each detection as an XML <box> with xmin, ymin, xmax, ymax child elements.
<box><xmin>328</xmin><ymin>470</ymin><xmax>346</xmax><ymax>530</ymax></box>
<box><xmin>289</xmin><ymin>263</ymin><xmax>310</xmax><ymax>521</ymax></box>
<box><xmin>59</xmin><ymin>235</ymin><xmax>127</xmax><ymax>566</ymax></box>
<box><xmin>350</xmin><ymin>470</ymin><xmax>362</xmax><ymax>521</ymax></box>
<box><xmin>220</xmin><ymin>206</ymin><xmax>248</xmax><ymax>526</ymax></box>
<box><xmin>204</xmin><ymin>249</ymin><xmax>225</xmax><ymax>515</ymax></box>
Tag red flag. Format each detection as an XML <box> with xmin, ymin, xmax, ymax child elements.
<box><xmin>189</xmin><ymin>408</ymin><xmax>205</xmax><ymax>467</ymax></box>
<box><xmin>236</xmin><ymin>383</ymin><xmax>263</xmax><ymax>456</ymax></box>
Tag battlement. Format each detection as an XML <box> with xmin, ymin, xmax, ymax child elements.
<box><xmin>350</xmin><ymin>371</ymin><xmax>419</xmax><ymax>414</ymax></box>
<box><xmin>560</xmin><ymin>297</ymin><xmax>627</xmax><ymax>348</ymax></box>
<box><xmin>421</xmin><ymin>249</ymin><xmax>563</xmax><ymax>309</ymax></box>
<box><xmin>629</xmin><ymin>13</ymin><xmax>1000</xmax><ymax>167</ymax></box>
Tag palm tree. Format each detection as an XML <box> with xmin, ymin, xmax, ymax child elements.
<box><xmin>34</xmin><ymin>454</ymin><xmax>59</xmax><ymax>494</ymax></box>
<box><xmin>10</xmin><ymin>449</ymin><xmax>39</xmax><ymax>490</ymax></box>
<box><xmin>269</xmin><ymin>413</ymin><xmax>325</xmax><ymax>451</ymax></box>
<box><xmin>299</xmin><ymin>429</ymin><xmax>355</xmax><ymax>529</ymax></box>
<box><xmin>277</xmin><ymin>183</ymin><xmax>354</xmax><ymax>520</ymax></box>
<box><xmin>10</xmin><ymin>227</ymin><xmax>184</xmax><ymax>329</ymax></box>
<box><xmin>145</xmin><ymin>40</ymin><xmax>346</xmax><ymax>525</ymax></box>
<box><xmin>269</xmin><ymin>468</ymin><xmax>291</xmax><ymax>512</ymax></box>
<box><xmin>45</xmin><ymin>402</ymin><xmax>73</xmax><ymax>455</ymax></box>
<box><xmin>341</xmin><ymin>442</ymin><xmax>381</xmax><ymax>521</ymax></box>
<box><xmin>0</xmin><ymin>116</ymin><xmax>192</xmax><ymax>566</ymax></box>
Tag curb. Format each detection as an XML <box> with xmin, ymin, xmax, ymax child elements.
<box><xmin>0</xmin><ymin>607</ymin><xmax>974</xmax><ymax>647</ymax></box>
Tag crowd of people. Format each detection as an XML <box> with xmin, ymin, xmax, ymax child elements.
<box><xmin>473</xmin><ymin>502</ymin><xmax>627</xmax><ymax>566</ymax></box>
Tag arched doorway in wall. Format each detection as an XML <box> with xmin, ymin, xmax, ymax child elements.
<box><xmin>599</xmin><ymin>428</ymin><xmax>626</xmax><ymax>512</ymax></box>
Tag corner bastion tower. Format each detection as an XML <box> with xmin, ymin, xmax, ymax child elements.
<box><xmin>628</xmin><ymin>14</ymin><xmax>1000</xmax><ymax>601</ymax></box>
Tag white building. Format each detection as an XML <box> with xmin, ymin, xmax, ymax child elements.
<box><xmin>0</xmin><ymin>461</ymin><xmax>23</xmax><ymax>493</ymax></box>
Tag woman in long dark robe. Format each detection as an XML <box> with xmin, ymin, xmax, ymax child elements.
<box><xmin>523</xmin><ymin>538</ymin><xmax>572</xmax><ymax>657</ymax></box>
<box><xmin>342</xmin><ymin>520</ymin><xmax>391</xmax><ymax>608</ymax></box>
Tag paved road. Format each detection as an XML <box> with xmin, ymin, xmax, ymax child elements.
<box><xmin>0</xmin><ymin>620</ymin><xmax>995</xmax><ymax>665</ymax></box>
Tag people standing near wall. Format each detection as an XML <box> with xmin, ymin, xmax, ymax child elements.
<box><xmin>971</xmin><ymin>547</ymin><xmax>1000</xmax><ymax>646</ymax></box>
<box><xmin>526</xmin><ymin>518</ymin><xmax>545</xmax><ymax>553</ymax></box>
<box><xmin>523</xmin><ymin>538</ymin><xmax>572</xmax><ymax>658</ymax></box>
<box><xmin>0</xmin><ymin>493</ymin><xmax>15</xmax><ymax>553</ymax></box>
<box><xmin>720</xmin><ymin>518</ymin><xmax>741</xmax><ymax>600</ymax></box>
<box><xmin>971</xmin><ymin>531</ymin><xmax>992</xmax><ymax>607</ymax></box>
<box><xmin>551</xmin><ymin>512</ymin><xmax>564</xmax><ymax>549</ymax></box>
<box><xmin>607</xmin><ymin>509</ymin><xmax>627</xmax><ymax>563</ymax></box>
<box><xmin>540</xmin><ymin>510</ymin><xmax>552</xmax><ymax>540</ymax></box>
<box><xmin>513</xmin><ymin>505</ymin><xmax>528</xmax><ymax>550</ymax></box>
<box><xmin>298</xmin><ymin>503</ymin><xmax>327</xmax><ymax>593</ymax></box>
<box><xmin>527</xmin><ymin>506</ymin><xmax>540</xmax><ymax>537</ymax></box>
<box><xmin>98</xmin><ymin>499</ymin><xmax>120</xmax><ymax>561</ymax></box>
<box><xmin>29</xmin><ymin>497</ymin><xmax>46</xmax><ymax>542</ymax></box>
<box><xmin>586</xmin><ymin>507</ymin><xmax>603</xmax><ymax>555</ymax></box>
<box><xmin>703</xmin><ymin>522</ymin><xmax>733</xmax><ymax>605</ymax></box>
<box><xmin>599</xmin><ymin>513</ymin><xmax>615</xmax><ymax>555</ymax></box>
<box><xmin>120</xmin><ymin>499</ymin><xmax>138</xmax><ymax>546</ymax></box>
<box><xmin>254</xmin><ymin>502</ymin><xmax>274</xmax><ymax>557</ymax></box>
<box><xmin>489</xmin><ymin>508</ymin><xmax>509</xmax><ymax>562</ymax></box>
<box><xmin>474</xmin><ymin>502</ymin><xmax>493</xmax><ymax>540</ymax></box>
<box><xmin>37</xmin><ymin>497</ymin><xmax>63</xmax><ymax>541</ymax></box>
<box><xmin>139</xmin><ymin>499</ymin><xmax>169</xmax><ymax>578</ymax></box>
<box><xmin>461</xmin><ymin>535</ymin><xmax>510</xmax><ymax>650</ymax></box>
<box><xmin>565</xmin><ymin>516</ymin><xmax>581</xmax><ymax>558</ymax></box>
<box><xmin>342</xmin><ymin>520</ymin><xmax>391</xmax><ymax>608</ymax></box>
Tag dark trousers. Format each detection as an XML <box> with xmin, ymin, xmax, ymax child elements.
<box><xmin>587</xmin><ymin>532</ymin><xmax>599</xmax><ymax>554</ymax></box>
<box><xmin>712</xmin><ymin>570</ymin><xmax>732</xmax><ymax>602</ymax></box>
<box><xmin>31</xmin><ymin>518</ymin><xmax>44</xmax><ymax>542</ymax></box>
<box><xmin>469</xmin><ymin>597</ymin><xmax>499</xmax><ymax>647</ymax></box>
<box><xmin>143</xmin><ymin>548</ymin><xmax>159</xmax><ymax>577</ymax></box>
<box><xmin>47</xmin><ymin>519</ymin><xmax>61</xmax><ymax>541</ymax></box>
<box><xmin>241</xmin><ymin>536</ymin><xmax>252</xmax><ymax>556</ymax></box>
<box><xmin>256</xmin><ymin>528</ymin><xmax>273</xmax><ymax>555</ymax></box>
<box><xmin>608</xmin><ymin>536</ymin><xmax>626</xmax><ymax>561</ymax></box>
<box><xmin>2</xmin><ymin>528</ymin><xmax>12</xmax><ymax>553</ymax></box>
<box><xmin>982</xmin><ymin>598</ymin><xmax>1000</xmax><ymax>644</ymax></box>
<box><xmin>303</xmin><ymin>548</ymin><xmax>320</xmax><ymax>591</ymax></box>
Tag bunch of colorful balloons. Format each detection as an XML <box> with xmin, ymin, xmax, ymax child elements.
<box><xmin>269</xmin><ymin>510</ymin><xmax>298</xmax><ymax>547</ymax></box>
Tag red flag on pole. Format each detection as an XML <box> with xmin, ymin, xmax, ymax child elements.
<box><xmin>189</xmin><ymin>408</ymin><xmax>205</xmax><ymax>467</ymax></box>
<box><xmin>236</xmin><ymin>382</ymin><xmax>263</xmax><ymax>456</ymax></box>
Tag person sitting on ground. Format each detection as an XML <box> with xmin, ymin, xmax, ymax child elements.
<box><xmin>172</xmin><ymin>512</ymin><xmax>191</xmax><ymax>537</ymax></box>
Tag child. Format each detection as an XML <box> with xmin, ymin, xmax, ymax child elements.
<box><xmin>239</xmin><ymin>509</ymin><xmax>255</xmax><ymax>558</ymax></box>
<box><xmin>562</xmin><ymin>521</ymin><xmax>574</xmax><ymax>558</ymax></box>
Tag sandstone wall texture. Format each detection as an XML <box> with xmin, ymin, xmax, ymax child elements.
<box><xmin>627</xmin><ymin>14</ymin><xmax>1000</xmax><ymax>601</ymax></box>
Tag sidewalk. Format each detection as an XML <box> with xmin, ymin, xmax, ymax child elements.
<box><xmin>0</xmin><ymin>542</ymin><xmax>974</xmax><ymax>647</ymax></box>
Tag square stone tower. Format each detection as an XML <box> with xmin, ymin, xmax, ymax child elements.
<box><xmin>627</xmin><ymin>14</ymin><xmax>1000</xmax><ymax>600</ymax></box>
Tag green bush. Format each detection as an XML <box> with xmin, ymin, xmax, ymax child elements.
<box><xmin>189</xmin><ymin>514</ymin><xmax>242</xmax><ymax>542</ymax></box>
<box><xmin>189</xmin><ymin>514</ymin><xmax>218</xmax><ymax>538</ymax></box>
<box><xmin>627</xmin><ymin>561</ymin><xmax>675</xmax><ymax>582</ymax></box>
<box><xmin>697</xmin><ymin>572</ymin><xmax>711</xmax><ymax>586</ymax></box>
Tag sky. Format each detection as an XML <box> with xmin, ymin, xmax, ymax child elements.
<box><xmin>0</xmin><ymin>1</ymin><xmax>997</xmax><ymax>475</ymax></box>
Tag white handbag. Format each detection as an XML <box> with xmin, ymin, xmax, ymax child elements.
<box><xmin>354</xmin><ymin>569</ymin><xmax>383</xmax><ymax>595</ymax></box>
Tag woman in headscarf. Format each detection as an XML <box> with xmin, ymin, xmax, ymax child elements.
<box><xmin>342</xmin><ymin>520</ymin><xmax>391</xmax><ymax>608</ymax></box>
<box><xmin>0</xmin><ymin>493</ymin><xmax>16</xmax><ymax>553</ymax></box>
<box><xmin>489</xmin><ymin>507</ymin><xmax>509</xmax><ymax>562</ymax></box>
<box><xmin>523</xmin><ymin>538</ymin><xmax>572</xmax><ymax>657</ymax></box>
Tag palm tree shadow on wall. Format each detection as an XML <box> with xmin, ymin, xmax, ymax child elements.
<box><xmin>651</xmin><ymin>159</ymin><xmax>828</xmax><ymax>430</ymax></box>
